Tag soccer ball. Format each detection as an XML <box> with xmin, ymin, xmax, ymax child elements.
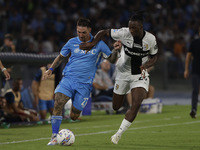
<box><xmin>57</xmin><ymin>129</ymin><xmax>75</xmax><ymax>146</ymax></box>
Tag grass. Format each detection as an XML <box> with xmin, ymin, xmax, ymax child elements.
<box><xmin>0</xmin><ymin>105</ymin><xmax>200</xmax><ymax>150</ymax></box>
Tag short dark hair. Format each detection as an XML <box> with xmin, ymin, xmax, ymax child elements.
<box><xmin>129</xmin><ymin>10</ymin><xmax>145</xmax><ymax>23</ymax></box>
<box><xmin>4</xmin><ymin>33</ymin><xmax>13</xmax><ymax>41</ymax></box>
<box><xmin>77</xmin><ymin>18</ymin><xmax>92</xmax><ymax>28</ymax></box>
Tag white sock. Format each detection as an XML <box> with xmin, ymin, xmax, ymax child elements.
<box><xmin>116</xmin><ymin>119</ymin><xmax>132</xmax><ymax>136</ymax></box>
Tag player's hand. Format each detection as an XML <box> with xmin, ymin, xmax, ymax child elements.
<box><xmin>79</xmin><ymin>42</ymin><xmax>95</xmax><ymax>54</ymax></box>
<box><xmin>140</xmin><ymin>66</ymin><xmax>147</xmax><ymax>79</ymax></box>
<box><xmin>184</xmin><ymin>70</ymin><xmax>189</xmax><ymax>79</ymax></box>
<box><xmin>3</xmin><ymin>70</ymin><xmax>10</xmax><ymax>80</ymax></box>
<box><xmin>113</xmin><ymin>41</ymin><xmax>122</xmax><ymax>51</ymax></box>
<box><xmin>42</xmin><ymin>70</ymin><xmax>52</xmax><ymax>80</ymax></box>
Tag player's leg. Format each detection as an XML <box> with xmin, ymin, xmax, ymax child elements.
<box><xmin>47</xmin><ymin>99</ymin><xmax>54</xmax><ymax>117</ymax></box>
<box><xmin>38</xmin><ymin>99</ymin><xmax>48</xmax><ymax>120</ymax></box>
<box><xmin>147</xmin><ymin>85</ymin><xmax>155</xmax><ymax>98</ymax></box>
<box><xmin>47</xmin><ymin>92</ymin><xmax>70</xmax><ymax>146</ymax></box>
<box><xmin>70</xmin><ymin>105</ymin><xmax>81</xmax><ymax>120</ymax></box>
<box><xmin>112</xmin><ymin>80</ymin><xmax>129</xmax><ymax>111</ymax></box>
<box><xmin>190</xmin><ymin>74</ymin><xmax>200</xmax><ymax>118</ymax></box>
<box><xmin>111</xmin><ymin>75</ymin><xmax>149</xmax><ymax>144</ymax></box>
<box><xmin>125</xmin><ymin>87</ymin><xmax>147</xmax><ymax>122</ymax></box>
<box><xmin>112</xmin><ymin>93</ymin><xmax>125</xmax><ymax>111</ymax></box>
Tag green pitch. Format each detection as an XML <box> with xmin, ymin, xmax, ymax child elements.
<box><xmin>0</xmin><ymin>105</ymin><xmax>200</xmax><ymax>150</ymax></box>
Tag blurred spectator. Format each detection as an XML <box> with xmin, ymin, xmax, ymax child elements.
<box><xmin>93</xmin><ymin>60</ymin><xmax>114</xmax><ymax>100</ymax></box>
<box><xmin>0</xmin><ymin>34</ymin><xmax>16</xmax><ymax>53</ymax></box>
<box><xmin>4</xmin><ymin>78</ymin><xmax>39</xmax><ymax>122</ymax></box>
<box><xmin>0</xmin><ymin>0</ymin><xmax>199</xmax><ymax>78</ymax></box>
<box><xmin>32</xmin><ymin>64</ymin><xmax>55</xmax><ymax>120</ymax></box>
<box><xmin>0</xmin><ymin>96</ymin><xmax>23</xmax><ymax>124</ymax></box>
<box><xmin>184</xmin><ymin>27</ymin><xmax>200</xmax><ymax>119</ymax></box>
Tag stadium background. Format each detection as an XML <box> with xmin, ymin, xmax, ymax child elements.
<box><xmin>0</xmin><ymin>0</ymin><xmax>199</xmax><ymax>105</ymax></box>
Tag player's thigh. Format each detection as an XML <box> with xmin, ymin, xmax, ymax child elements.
<box><xmin>112</xmin><ymin>93</ymin><xmax>126</xmax><ymax>110</ymax></box>
<box><xmin>113</xmin><ymin>80</ymin><xmax>129</xmax><ymax>109</ymax></box>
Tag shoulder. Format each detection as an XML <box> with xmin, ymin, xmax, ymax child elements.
<box><xmin>144</xmin><ymin>31</ymin><xmax>157</xmax><ymax>44</ymax></box>
<box><xmin>111</xmin><ymin>27</ymin><xmax>130</xmax><ymax>35</ymax></box>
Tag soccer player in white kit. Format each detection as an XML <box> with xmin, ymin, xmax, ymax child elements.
<box><xmin>80</xmin><ymin>11</ymin><xmax>158</xmax><ymax>144</ymax></box>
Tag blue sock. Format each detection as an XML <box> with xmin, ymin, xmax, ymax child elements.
<box><xmin>51</xmin><ymin>115</ymin><xmax>63</xmax><ymax>134</ymax></box>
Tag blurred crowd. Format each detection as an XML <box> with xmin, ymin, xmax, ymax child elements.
<box><xmin>1</xmin><ymin>0</ymin><xmax>200</xmax><ymax>126</ymax></box>
<box><xmin>0</xmin><ymin>0</ymin><xmax>200</xmax><ymax>75</ymax></box>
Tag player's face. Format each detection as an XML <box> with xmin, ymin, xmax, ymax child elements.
<box><xmin>128</xmin><ymin>20</ymin><xmax>143</xmax><ymax>37</ymax></box>
<box><xmin>77</xmin><ymin>26</ymin><xmax>91</xmax><ymax>42</ymax></box>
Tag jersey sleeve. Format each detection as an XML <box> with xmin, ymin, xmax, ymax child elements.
<box><xmin>110</xmin><ymin>28</ymin><xmax>124</xmax><ymax>41</ymax></box>
<box><xmin>5</xmin><ymin>92</ymin><xmax>15</xmax><ymax>104</ymax></box>
<box><xmin>149</xmin><ymin>38</ymin><xmax>158</xmax><ymax>56</ymax></box>
<box><xmin>99</xmin><ymin>40</ymin><xmax>112</xmax><ymax>58</ymax></box>
<box><xmin>60</xmin><ymin>41</ymin><xmax>71</xmax><ymax>57</ymax></box>
<box><xmin>33</xmin><ymin>69</ymin><xmax>42</xmax><ymax>82</ymax></box>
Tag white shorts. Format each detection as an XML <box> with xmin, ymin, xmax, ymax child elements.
<box><xmin>113</xmin><ymin>73</ymin><xmax>149</xmax><ymax>95</ymax></box>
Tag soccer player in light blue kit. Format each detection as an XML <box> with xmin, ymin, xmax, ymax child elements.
<box><xmin>43</xmin><ymin>18</ymin><xmax>121</xmax><ymax>145</ymax></box>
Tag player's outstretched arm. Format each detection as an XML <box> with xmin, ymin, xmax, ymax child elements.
<box><xmin>0</xmin><ymin>60</ymin><xmax>10</xmax><ymax>80</ymax></box>
<box><xmin>80</xmin><ymin>29</ymin><xmax>110</xmax><ymax>52</ymax></box>
<box><xmin>42</xmin><ymin>54</ymin><xmax>65</xmax><ymax>80</ymax></box>
<box><xmin>107</xmin><ymin>41</ymin><xmax>122</xmax><ymax>64</ymax></box>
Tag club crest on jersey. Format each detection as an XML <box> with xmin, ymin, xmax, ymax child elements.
<box><xmin>115</xmin><ymin>84</ymin><xmax>119</xmax><ymax>90</ymax></box>
<box><xmin>74</xmin><ymin>48</ymin><xmax>80</xmax><ymax>53</ymax></box>
<box><xmin>144</xmin><ymin>44</ymin><xmax>148</xmax><ymax>50</ymax></box>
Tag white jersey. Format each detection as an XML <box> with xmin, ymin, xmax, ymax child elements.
<box><xmin>110</xmin><ymin>27</ymin><xmax>158</xmax><ymax>80</ymax></box>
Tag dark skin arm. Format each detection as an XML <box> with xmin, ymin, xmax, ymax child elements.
<box><xmin>80</xmin><ymin>29</ymin><xmax>110</xmax><ymax>52</ymax></box>
<box><xmin>106</xmin><ymin>41</ymin><xmax>121</xmax><ymax>64</ymax></box>
<box><xmin>140</xmin><ymin>55</ymin><xmax>157</xmax><ymax>78</ymax></box>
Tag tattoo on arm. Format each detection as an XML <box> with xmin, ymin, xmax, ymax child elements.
<box><xmin>51</xmin><ymin>54</ymin><xmax>65</xmax><ymax>70</ymax></box>
<box><xmin>107</xmin><ymin>49</ymin><xmax>118</xmax><ymax>64</ymax></box>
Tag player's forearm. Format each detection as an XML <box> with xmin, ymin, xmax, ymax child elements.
<box><xmin>0</xmin><ymin>60</ymin><xmax>5</xmax><ymax>70</ymax></box>
<box><xmin>92</xmin><ymin>29</ymin><xmax>110</xmax><ymax>46</ymax></box>
<box><xmin>107</xmin><ymin>49</ymin><xmax>118</xmax><ymax>64</ymax></box>
<box><xmin>142</xmin><ymin>55</ymin><xmax>157</xmax><ymax>69</ymax></box>
<box><xmin>184</xmin><ymin>53</ymin><xmax>192</xmax><ymax>71</ymax></box>
<box><xmin>50</xmin><ymin>54</ymin><xmax>65</xmax><ymax>70</ymax></box>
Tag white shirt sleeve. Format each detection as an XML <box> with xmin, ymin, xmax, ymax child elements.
<box><xmin>149</xmin><ymin>38</ymin><xmax>158</xmax><ymax>55</ymax></box>
<box><xmin>110</xmin><ymin>28</ymin><xmax>124</xmax><ymax>41</ymax></box>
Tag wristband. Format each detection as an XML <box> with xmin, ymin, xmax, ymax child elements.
<box><xmin>49</xmin><ymin>68</ymin><xmax>54</xmax><ymax>71</ymax></box>
<box><xmin>1</xmin><ymin>68</ymin><xmax>6</xmax><ymax>72</ymax></box>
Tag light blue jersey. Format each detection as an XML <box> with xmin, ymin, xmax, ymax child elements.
<box><xmin>60</xmin><ymin>34</ymin><xmax>112</xmax><ymax>84</ymax></box>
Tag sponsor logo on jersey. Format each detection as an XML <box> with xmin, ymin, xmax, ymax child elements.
<box><xmin>124</xmin><ymin>47</ymin><xmax>149</xmax><ymax>57</ymax></box>
<box><xmin>133</xmin><ymin>43</ymin><xmax>142</xmax><ymax>49</ymax></box>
